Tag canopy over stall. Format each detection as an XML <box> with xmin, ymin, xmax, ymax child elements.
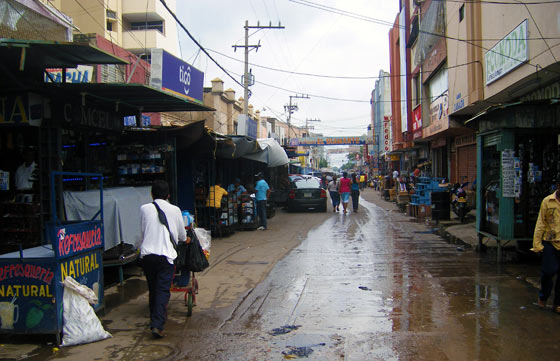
<box><xmin>243</xmin><ymin>138</ymin><xmax>289</xmax><ymax>167</ymax></box>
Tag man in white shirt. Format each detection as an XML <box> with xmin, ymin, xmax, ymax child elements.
<box><xmin>139</xmin><ymin>180</ymin><xmax>187</xmax><ymax>338</ymax></box>
<box><xmin>15</xmin><ymin>148</ymin><xmax>37</xmax><ymax>190</ymax></box>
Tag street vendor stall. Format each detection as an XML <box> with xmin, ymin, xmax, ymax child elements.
<box><xmin>0</xmin><ymin>172</ymin><xmax>103</xmax><ymax>344</ymax></box>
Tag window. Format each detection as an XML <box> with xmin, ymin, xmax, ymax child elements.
<box><xmin>106</xmin><ymin>9</ymin><xmax>117</xmax><ymax>20</ymax></box>
<box><xmin>131</xmin><ymin>21</ymin><xmax>164</xmax><ymax>34</ymax></box>
<box><xmin>459</xmin><ymin>5</ymin><xmax>465</xmax><ymax>22</ymax></box>
<box><xmin>413</xmin><ymin>74</ymin><xmax>421</xmax><ymax>107</ymax></box>
<box><xmin>106</xmin><ymin>21</ymin><xmax>113</xmax><ymax>32</ymax></box>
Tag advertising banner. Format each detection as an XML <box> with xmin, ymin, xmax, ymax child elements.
<box><xmin>150</xmin><ymin>49</ymin><xmax>204</xmax><ymax>103</ymax></box>
<box><xmin>45</xmin><ymin>65</ymin><xmax>93</xmax><ymax>84</ymax></box>
<box><xmin>412</xmin><ymin>106</ymin><xmax>422</xmax><ymax>139</ymax></box>
<box><xmin>424</xmin><ymin>91</ymin><xmax>449</xmax><ymax>138</ymax></box>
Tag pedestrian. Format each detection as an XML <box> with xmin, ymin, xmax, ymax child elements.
<box><xmin>351</xmin><ymin>173</ymin><xmax>360</xmax><ymax>212</ymax></box>
<box><xmin>254</xmin><ymin>172</ymin><xmax>271</xmax><ymax>230</ymax></box>
<box><xmin>392</xmin><ymin>169</ymin><xmax>399</xmax><ymax>180</ymax></box>
<box><xmin>359</xmin><ymin>173</ymin><xmax>366</xmax><ymax>190</ymax></box>
<box><xmin>327</xmin><ymin>175</ymin><xmax>340</xmax><ymax>212</ymax></box>
<box><xmin>532</xmin><ymin>175</ymin><xmax>560</xmax><ymax>313</ymax></box>
<box><xmin>339</xmin><ymin>171</ymin><xmax>351</xmax><ymax>214</ymax></box>
<box><xmin>139</xmin><ymin>180</ymin><xmax>188</xmax><ymax>339</ymax></box>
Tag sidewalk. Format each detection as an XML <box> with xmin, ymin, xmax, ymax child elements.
<box><xmin>361</xmin><ymin>189</ymin><xmax>493</xmax><ymax>250</ymax></box>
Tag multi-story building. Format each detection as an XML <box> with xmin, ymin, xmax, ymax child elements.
<box><xmin>446</xmin><ymin>1</ymin><xmax>560</xmax><ymax>244</ymax></box>
<box><xmin>47</xmin><ymin>0</ymin><xmax>179</xmax><ymax>57</ymax></box>
<box><xmin>388</xmin><ymin>0</ymin><xmax>560</xmax><ymax>245</ymax></box>
<box><xmin>371</xmin><ymin>70</ymin><xmax>392</xmax><ymax>175</ymax></box>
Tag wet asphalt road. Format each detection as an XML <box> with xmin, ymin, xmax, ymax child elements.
<box><xmin>178</xmin><ymin>196</ymin><xmax>560</xmax><ymax>361</ymax></box>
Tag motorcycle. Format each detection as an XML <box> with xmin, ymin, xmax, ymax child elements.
<box><xmin>451</xmin><ymin>182</ymin><xmax>470</xmax><ymax>222</ymax></box>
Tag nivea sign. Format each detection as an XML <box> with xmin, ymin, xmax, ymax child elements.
<box><xmin>150</xmin><ymin>49</ymin><xmax>204</xmax><ymax>104</ymax></box>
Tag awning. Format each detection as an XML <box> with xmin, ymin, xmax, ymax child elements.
<box><xmin>217</xmin><ymin>135</ymin><xmax>261</xmax><ymax>159</ymax></box>
<box><xmin>243</xmin><ymin>138</ymin><xmax>289</xmax><ymax>167</ymax></box>
<box><xmin>0</xmin><ymin>38</ymin><xmax>129</xmax><ymax>69</ymax></box>
<box><xmin>43</xmin><ymin>83</ymin><xmax>214</xmax><ymax>113</ymax></box>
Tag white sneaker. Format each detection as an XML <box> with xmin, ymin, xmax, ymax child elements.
<box><xmin>257</xmin><ymin>226</ymin><xmax>265</xmax><ymax>230</ymax></box>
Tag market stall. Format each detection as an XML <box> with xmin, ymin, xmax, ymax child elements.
<box><xmin>472</xmin><ymin>100</ymin><xmax>560</xmax><ymax>260</ymax></box>
<box><xmin>0</xmin><ymin>172</ymin><xmax>103</xmax><ymax>344</ymax></box>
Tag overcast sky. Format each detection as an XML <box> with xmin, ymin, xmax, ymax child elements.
<box><xmin>175</xmin><ymin>0</ymin><xmax>399</xmax><ymax>138</ymax></box>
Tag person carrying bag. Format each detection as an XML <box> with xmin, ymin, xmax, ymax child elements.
<box><xmin>139</xmin><ymin>180</ymin><xmax>187</xmax><ymax>339</ymax></box>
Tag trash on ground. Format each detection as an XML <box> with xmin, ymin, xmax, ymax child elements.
<box><xmin>61</xmin><ymin>276</ymin><xmax>111</xmax><ymax>346</ymax></box>
<box><xmin>270</xmin><ymin>325</ymin><xmax>301</xmax><ymax>336</ymax></box>
<box><xmin>358</xmin><ymin>286</ymin><xmax>371</xmax><ymax>291</ymax></box>
<box><xmin>282</xmin><ymin>343</ymin><xmax>326</xmax><ymax>358</ymax></box>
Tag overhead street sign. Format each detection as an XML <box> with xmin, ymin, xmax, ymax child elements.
<box><xmin>290</xmin><ymin>136</ymin><xmax>372</xmax><ymax>146</ymax></box>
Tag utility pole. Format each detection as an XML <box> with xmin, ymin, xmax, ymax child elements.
<box><xmin>233</xmin><ymin>21</ymin><xmax>284</xmax><ymax>116</ymax></box>
<box><xmin>305</xmin><ymin>118</ymin><xmax>321</xmax><ymax>134</ymax></box>
<box><xmin>285</xmin><ymin>94</ymin><xmax>309</xmax><ymax>144</ymax></box>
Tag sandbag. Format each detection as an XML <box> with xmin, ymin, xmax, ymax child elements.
<box><xmin>61</xmin><ymin>277</ymin><xmax>111</xmax><ymax>346</ymax></box>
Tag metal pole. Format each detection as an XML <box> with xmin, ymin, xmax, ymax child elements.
<box><xmin>287</xmin><ymin>96</ymin><xmax>292</xmax><ymax>143</ymax></box>
<box><xmin>243</xmin><ymin>20</ymin><xmax>249</xmax><ymax>115</ymax></box>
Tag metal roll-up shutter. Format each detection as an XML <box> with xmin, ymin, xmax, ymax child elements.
<box><xmin>457</xmin><ymin>145</ymin><xmax>477</xmax><ymax>183</ymax></box>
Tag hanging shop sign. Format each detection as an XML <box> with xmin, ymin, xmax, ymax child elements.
<box><xmin>412</xmin><ymin>106</ymin><xmax>422</xmax><ymax>139</ymax></box>
<box><xmin>485</xmin><ymin>19</ymin><xmax>528</xmax><ymax>85</ymax></box>
<box><xmin>150</xmin><ymin>49</ymin><xmax>204</xmax><ymax>104</ymax></box>
<box><xmin>383</xmin><ymin>115</ymin><xmax>393</xmax><ymax>153</ymax></box>
<box><xmin>44</xmin><ymin>65</ymin><xmax>93</xmax><ymax>84</ymax></box>
<box><xmin>289</xmin><ymin>136</ymin><xmax>373</xmax><ymax>146</ymax></box>
<box><xmin>424</xmin><ymin>91</ymin><xmax>449</xmax><ymax>138</ymax></box>
<box><xmin>0</xmin><ymin>94</ymin><xmax>43</xmax><ymax>126</ymax></box>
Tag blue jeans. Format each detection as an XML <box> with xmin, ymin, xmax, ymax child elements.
<box><xmin>142</xmin><ymin>254</ymin><xmax>175</xmax><ymax>331</ymax></box>
<box><xmin>329</xmin><ymin>191</ymin><xmax>340</xmax><ymax>208</ymax></box>
<box><xmin>539</xmin><ymin>242</ymin><xmax>560</xmax><ymax>306</ymax></box>
<box><xmin>256</xmin><ymin>200</ymin><xmax>267</xmax><ymax>229</ymax></box>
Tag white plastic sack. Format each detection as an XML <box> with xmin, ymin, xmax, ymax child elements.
<box><xmin>194</xmin><ymin>228</ymin><xmax>211</xmax><ymax>251</ymax></box>
<box><xmin>61</xmin><ymin>277</ymin><xmax>111</xmax><ymax>347</ymax></box>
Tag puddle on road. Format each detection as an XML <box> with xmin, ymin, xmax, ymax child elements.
<box><xmin>104</xmin><ymin>278</ymin><xmax>148</xmax><ymax>312</ymax></box>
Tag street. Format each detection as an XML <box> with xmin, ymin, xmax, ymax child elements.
<box><xmin>3</xmin><ymin>189</ymin><xmax>560</xmax><ymax>361</ymax></box>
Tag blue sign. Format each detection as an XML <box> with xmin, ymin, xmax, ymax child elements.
<box><xmin>155</xmin><ymin>50</ymin><xmax>204</xmax><ymax>103</ymax></box>
<box><xmin>247</xmin><ymin>117</ymin><xmax>257</xmax><ymax>139</ymax></box>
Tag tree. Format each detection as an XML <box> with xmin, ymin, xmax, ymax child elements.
<box><xmin>318</xmin><ymin>158</ymin><xmax>328</xmax><ymax>168</ymax></box>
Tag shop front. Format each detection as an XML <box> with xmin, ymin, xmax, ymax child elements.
<box><xmin>0</xmin><ymin>39</ymin><xmax>212</xmax><ymax>337</ymax></box>
<box><xmin>473</xmin><ymin>100</ymin><xmax>560</xmax><ymax>259</ymax></box>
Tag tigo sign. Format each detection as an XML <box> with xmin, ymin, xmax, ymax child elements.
<box><xmin>150</xmin><ymin>49</ymin><xmax>204</xmax><ymax>103</ymax></box>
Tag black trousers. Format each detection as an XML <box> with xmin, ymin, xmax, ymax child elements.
<box><xmin>142</xmin><ymin>254</ymin><xmax>175</xmax><ymax>331</ymax></box>
<box><xmin>540</xmin><ymin>242</ymin><xmax>560</xmax><ymax>306</ymax></box>
<box><xmin>351</xmin><ymin>190</ymin><xmax>360</xmax><ymax>211</ymax></box>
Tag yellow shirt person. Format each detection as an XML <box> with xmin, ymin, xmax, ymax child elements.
<box><xmin>532</xmin><ymin>191</ymin><xmax>560</xmax><ymax>252</ymax></box>
<box><xmin>205</xmin><ymin>184</ymin><xmax>229</xmax><ymax>208</ymax></box>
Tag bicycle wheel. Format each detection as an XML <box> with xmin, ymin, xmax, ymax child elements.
<box><xmin>187</xmin><ymin>292</ymin><xmax>193</xmax><ymax>317</ymax></box>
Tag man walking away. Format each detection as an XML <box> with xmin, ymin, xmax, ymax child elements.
<box><xmin>532</xmin><ymin>175</ymin><xmax>560</xmax><ymax>313</ymax></box>
<box><xmin>139</xmin><ymin>180</ymin><xmax>187</xmax><ymax>338</ymax></box>
<box><xmin>255</xmin><ymin>172</ymin><xmax>271</xmax><ymax>230</ymax></box>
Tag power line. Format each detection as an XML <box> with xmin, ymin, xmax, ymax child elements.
<box><xmin>158</xmin><ymin>0</ymin><xmax>244</xmax><ymax>89</ymax></box>
<box><xmin>288</xmin><ymin>0</ymin><xmax>560</xmax><ymax>78</ymax></box>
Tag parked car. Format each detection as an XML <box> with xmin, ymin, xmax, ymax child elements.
<box><xmin>287</xmin><ymin>175</ymin><xmax>327</xmax><ymax>212</ymax></box>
